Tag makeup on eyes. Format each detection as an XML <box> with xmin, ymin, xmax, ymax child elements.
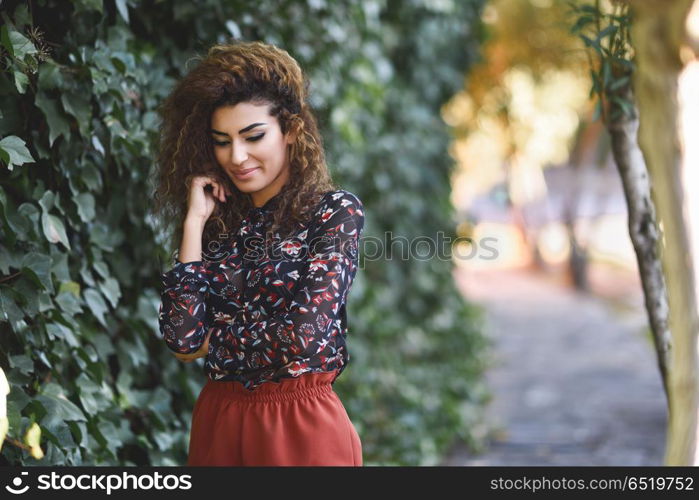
<box><xmin>212</xmin><ymin>133</ymin><xmax>265</xmax><ymax>146</ymax></box>
<box><xmin>210</xmin><ymin>122</ymin><xmax>266</xmax><ymax>136</ymax></box>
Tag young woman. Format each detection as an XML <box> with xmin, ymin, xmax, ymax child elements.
<box><xmin>153</xmin><ymin>40</ymin><xmax>365</xmax><ymax>466</ymax></box>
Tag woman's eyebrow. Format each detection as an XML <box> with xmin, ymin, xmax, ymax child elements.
<box><xmin>210</xmin><ymin>122</ymin><xmax>267</xmax><ymax>136</ymax></box>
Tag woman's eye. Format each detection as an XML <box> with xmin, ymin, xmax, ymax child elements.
<box><xmin>212</xmin><ymin>134</ymin><xmax>264</xmax><ymax>147</ymax></box>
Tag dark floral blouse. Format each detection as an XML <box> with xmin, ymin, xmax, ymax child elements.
<box><xmin>158</xmin><ymin>189</ymin><xmax>365</xmax><ymax>391</ymax></box>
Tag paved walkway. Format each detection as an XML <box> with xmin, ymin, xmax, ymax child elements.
<box><xmin>441</xmin><ymin>264</ymin><xmax>668</xmax><ymax>466</ymax></box>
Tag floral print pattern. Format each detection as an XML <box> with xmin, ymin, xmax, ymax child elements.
<box><xmin>158</xmin><ymin>190</ymin><xmax>365</xmax><ymax>391</ymax></box>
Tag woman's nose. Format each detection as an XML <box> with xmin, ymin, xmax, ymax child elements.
<box><xmin>231</xmin><ymin>141</ymin><xmax>248</xmax><ymax>165</ymax></box>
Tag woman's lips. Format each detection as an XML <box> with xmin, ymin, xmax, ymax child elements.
<box><xmin>232</xmin><ymin>167</ymin><xmax>260</xmax><ymax>180</ymax></box>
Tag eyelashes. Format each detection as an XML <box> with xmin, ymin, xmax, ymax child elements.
<box><xmin>213</xmin><ymin>133</ymin><xmax>265</xmax><ymax>146</ymax></box>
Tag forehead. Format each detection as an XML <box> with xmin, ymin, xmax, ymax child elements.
<box><xmin>210</xmin><ymin>102</ymin><xmax>276</xmax><ymax>129</ymax></box>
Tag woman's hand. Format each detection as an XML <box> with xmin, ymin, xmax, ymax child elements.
<box><xmin>185</xmin><ymin>174</ymin><xmax>233</xmax><ymax>222</ymax></box>
<box><xmin>172</xmin><ymin>330</ymin><xmax>212</xmax><ymax>363</ymax></box>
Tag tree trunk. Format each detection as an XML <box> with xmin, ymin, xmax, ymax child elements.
<box><xmin>630</xmin><ymin>0</ymin><xmax>699</xmax><ymax>466</ymax></box>
<box><xmin>606</xmin><ymin>84</ymin><xmax>672</xmax><ymax>405</ymax></box>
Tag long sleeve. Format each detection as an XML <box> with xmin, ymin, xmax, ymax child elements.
<box><xmin>158</xmin><ymin>258</ymin><xmax>215</xmax><ymax>354</ymax></box>
<box><xmin>230</xmin><ymin>191</ymin><xmax>364</xmax><ymax>383</ymax></box>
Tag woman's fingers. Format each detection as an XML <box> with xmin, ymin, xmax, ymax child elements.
<box><xmin>213</xmin><ymin>182</ymin><xmax>226</xmax><ymax>203</ymax></box>
<box><xmin>194</xmin><ymin>175</ymin><xmax>229</xmax><ymax>203</ymax></box>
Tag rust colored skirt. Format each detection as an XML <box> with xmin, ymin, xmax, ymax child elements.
<box><xmin>186</xmin><ymin>370</ymin><xmax>363</xmax><ymax>466</ymax></box>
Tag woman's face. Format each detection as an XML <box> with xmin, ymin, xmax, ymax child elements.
<box><xmin>210</xmin><ymin>101</ymin><xmax>295</xmax><ymax>207</ymax></box>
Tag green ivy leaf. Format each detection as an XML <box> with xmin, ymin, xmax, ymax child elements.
<box><xmin>38</xmin><ymin>190</ymin><xmax>55</xmax><ymax>213</ymax></box>
<box><xmin>0</xmin><ymin>135</ymin><xmax>34</xmax><ymax>170</ymax></box>
<box><xmin>89</xmin><ymin>222</ymin><xmax>118</xmax><ymax>251</ymax></box>
<box><xmin>89</xmin><ymin>67</ymin><xmax>109</xmax><ymax>95</ymax></box>
<box><xmin>55</xmin><ymin>290</ymin><xmax>83</xmax><ymax>316</ymax></box>
<box><xmin>0</xmin><ymin>25</ymin><xmax>11</xmax><ymax>55</ymax></box>
<box><xmin>6</xmin><ymin>387</ymin><xmax>30</xmax><ymax>433</ymax></box>
<box><xmin>41</xmin><ymin>212</ymin><xmax>71</xmax><ymax>250</ymax></box>
<box><xmin>80</xmin><ymin>163</ymin><xmax>103</xmax><ymax>191</ymax></box>
<box><xmin>126</xmin><ymin>334</ymin><xmax>149</xmax><ymax>368</ymax></box>
<box><xmin>13</xmin><ymin>70</ymin><xmax>29</xmax><ymax>94</ymax></box>
<box><xmin>92</xmin><ymin>261</ymin><xmax>109</xmax><ymax>280</ymax></box>
<box><xmin>35</xmin><ymin>394</ymin><xmax>87</xmax><ymax>429</ymax></box>
<box><xmin>0</xmin><ymin>247</ymin><xmax>13</xmax><ymax>274</ymax></box>
<box><xmin>95</xmin><ymin>419</ymin><xmax>129</xmax><ymax>458</ymax></box>
<box><xmin>12</xmin><ymin>275</ymin><xmax>41</xmax><ymax>316</ymax></box>
<box><xmin>149</xmin><ymin>387</ymin><xmax>174</xmax><ymax>426</ymax></box>
<box><xmin>116</xmin><ymin>0</ymin><xmax>130</xmax><ymax>23</ymax></box>
<box><xmin>35</xmin><ymin>92</ymin><xmax>71</xmax><ymax>147</ymax></box>
<box><xmin>8</xmin><ymin>354</ymin><xmax>33</xmax><ymax>375</ymax></box>
<box><xmin>20</xmin><ymin>251</ymin><xmax>54</xmax><ymax>293</ymax></box>
<box><xmin>84</xmin><ymin>288</ymin><xmax>108</xmax><ymax>327</ymax></box>
<box><xmin>4</xmin><ymin>28</ymin><xmax>38</xmax><ymax>60</ymax></box>
<box><xmin>91</xmin><ymin>135</ymin><xmax>105</xmax><ymax>156</ymax></box>
<box><xmin>46</xmin><ymin>323</ymin><xmax>80</xmax><ymax>348</ymax></box>
<box><xmin>76</xmin><ymin>374</ymin><xmax>113</xmax><ymax>414</ymax></box>
<box><xmin>58</xmin><ymin>280</ymin><xmax>81</xmax><ymax>298</ymax></box>
<box><xmin>98</xmin><ymin>277</ymin><xmax>121</xmax><ymax>309</ymax></box>
<box><xmin>37</xmin><ymin>62</ymin><xmax>61</xmax><ymax>91</ymax></box>
<box><xmin>61</xmin><ymin>91</ymin><xmax>92</xmax><ymax>139</ymax></box>
<box><xmin>74</xmin><ymin>192</ymin><xmax>96</xmax><ymax>223</ymax></box>
<box><xmin>36</xmin><ymin>350</ymin><xmax>52</xmax><ymax>369</ymax></box>
<box><xmin>152</xmin><ymin>430</ymin><xmax>176</xmax><ymax>451</ymax></box>
<box><xmin>90</xmin><ymin>332</ymin><xmax>115</xmax><ymax>357</ymax></box>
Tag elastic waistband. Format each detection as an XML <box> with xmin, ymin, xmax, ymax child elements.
<box><xmin>204</xmin><ymin>370</ymin><xmax>337</xmax><ymax>403</ymax></box>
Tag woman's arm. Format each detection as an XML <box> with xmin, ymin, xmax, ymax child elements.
<box><xmin>158</xmin><ymin>175</ymin><xmax>230</xmax><ymax>356</ymax></box>
<box><xmin>159</xmin><ymin>258</ymin><xmax>214</xmax><ymax>355</ymax></box>
<box><xmin>178</xmin><ymin>216</ymin><xmax>207</xmax><ymax>263</ymax></box>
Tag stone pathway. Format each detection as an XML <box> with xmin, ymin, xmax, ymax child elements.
<box><xmin>441</xmin><ymin>265</ymin><xmax>668</xmax><ymax>466</ymax></box>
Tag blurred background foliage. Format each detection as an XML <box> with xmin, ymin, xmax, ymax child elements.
<box><xmin>446</xmin><ymin>0</ymin><xmax>590</xmax><ymax>213</ymax></box>
<box><xmin>0</xmin><ymin>0</ymin><xmax>490</xmax><ymax>465</ymax></box>
<box><xmin>444</xmin><ymin>0</ymin><xmax>617</xmax><ymax>276</ymax></box>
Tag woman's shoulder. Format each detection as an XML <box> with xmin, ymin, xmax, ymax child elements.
<box><xmin>313</xmin><ymin>189</ymin><xmax>364</xmax><ymax>215</ymax></box>
<box><xmin>307</xmin><ymin>189</ymin><xmax>365</xmax><ymax>240</ymax></box>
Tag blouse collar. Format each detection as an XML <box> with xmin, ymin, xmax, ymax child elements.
<box><xmin>249</xmin><ymin>189</ymin><xmax>283</xmax><ymax>215</ymax></box>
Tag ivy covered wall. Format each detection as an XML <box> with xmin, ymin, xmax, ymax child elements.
<box><xmin>0</xmin><ymin>0</ymin><xmax>489</xmax><ymax>465</ymax></box>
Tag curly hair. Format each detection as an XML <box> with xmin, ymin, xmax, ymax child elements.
<box><xmin>150</xmin><ymin>39</ymin><xmax>336</xmax><ymax>259</ymax></box>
